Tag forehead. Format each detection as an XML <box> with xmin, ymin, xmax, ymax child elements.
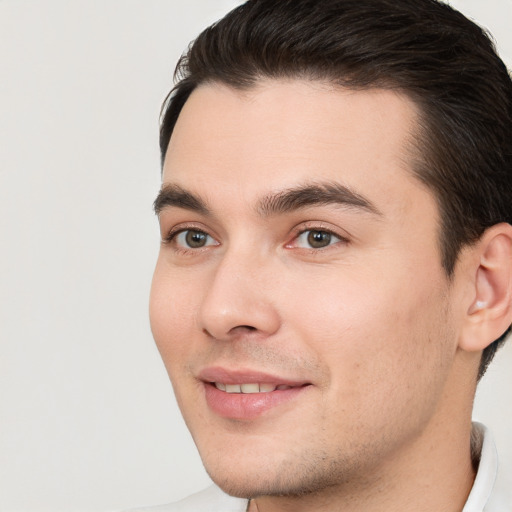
<box><xmin>163</xmin><ymin>80</ymin><xmax>428</xmax><ymax>217</ymax></box>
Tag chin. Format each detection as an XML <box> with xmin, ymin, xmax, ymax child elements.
<box><xmin>201</xmin><ymin>449</ymin><xmax>356</xmax><ymax>500</ymax></box>
<box><xmin>201</xmin><ymin>455</ymin><xmax>277</xmax><ymax>497</ymax></box>
<box><xmin>205</xmin><ymin>470</ymin><xmax>302</xmax><ymax>499</ymax></box>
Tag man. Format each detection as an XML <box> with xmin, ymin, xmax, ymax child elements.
<box><xmin>145</xmin><ymin>0</ymin><xmax>512</xmax><ymax>510</ymax></box>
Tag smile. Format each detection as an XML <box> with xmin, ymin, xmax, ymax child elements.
<box><xmin>199</xmin><ymin>367</ymin><xmax>312</xmax><ymax>419</ymax></box>
<box><xmin>213</xmin><ymin>382</ymin><xmax>295</xmax><ymax>393</ymax></box>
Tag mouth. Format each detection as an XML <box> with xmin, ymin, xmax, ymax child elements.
<box><xmin>212</xmin><ymin>382</ymin><xmax>300</xmax><ymax>393</ymax></box>
<box><xmin>199</xmin><ymin>368</ymin><xmax>312</xmax><ymax>420</ymax></box>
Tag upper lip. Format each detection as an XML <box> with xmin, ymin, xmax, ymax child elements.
<box><xmin>198</xmin><ymin>366</ymin><xmax>310</xmax><ymax>387</ymax></box>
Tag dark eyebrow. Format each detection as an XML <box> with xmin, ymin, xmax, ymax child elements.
<box><xmin>153</xmin><ymin>184</ymin><xmax>210</xmax><ymax>215</ymax></box>
<box><xmin>257</xmin><ymin>182</ymin><xmax>381</xmax><ymax>217</ymax></box>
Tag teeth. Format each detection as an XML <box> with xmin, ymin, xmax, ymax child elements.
<box><xmin>240</xmin><ymin>383</ymin><xmax>260</xmax><ymax>394</ymax></box>
<box><xmin>213</xmin><ymin>382</ymin><xmax>291</xmax><ymax>394</ymax></box>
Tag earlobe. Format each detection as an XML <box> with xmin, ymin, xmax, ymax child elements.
<box><xmin>459</xmin><ymin>223</ymin><xmax>512</xmax><ymax>352</ymax></box>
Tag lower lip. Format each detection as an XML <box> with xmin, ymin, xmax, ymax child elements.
<box><xmin>204</xmin><ymin>383</ymin><xmax>309</xmax><ymax>420</ymax></box>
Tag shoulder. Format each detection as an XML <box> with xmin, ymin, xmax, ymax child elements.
<box><xmin>125</xmin><ymin>485</ymin><xmax>248</xmax><ymax>512</ymax></box>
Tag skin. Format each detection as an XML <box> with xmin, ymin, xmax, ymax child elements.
<box><xmin>150</xmin><ymin>80</ymin><xmax>486</xmax><ymax>511</ymax></box>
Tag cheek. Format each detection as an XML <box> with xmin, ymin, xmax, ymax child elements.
<box><xmin>149</xmin><ymin>260</ymin><xmax>197</xmax><ymax>366</ymax></box>
<box><xmin>149</xmin><ymin>262</ymin><xmax>208</xmax><ymax>421</ymax></box>
<box><xmin>286</xmin><ymin>263</ymin><xmax>451</xmax><ymax>392</ymax></box>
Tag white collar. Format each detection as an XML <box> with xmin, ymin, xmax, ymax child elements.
<box><xmin>463</xmin><ymin>422</ymin><xmax>499</xmax><ymax>512</ymax></box>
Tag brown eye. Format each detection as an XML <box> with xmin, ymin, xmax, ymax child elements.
<box><xmin>174</xmin><ymin>229</ymin><xmax>217</xmax><ymax>249</ymax></box>
<box><xmin>307</xmin><ymin>230</ymin><xmax>333</xmax><ymax>248</ymax></box>
<box><xmin>185</xmin><ymin>230</ymin><xmax>208</xmax><ymax>248</ymax></box>
<box><xmin>292</xmin><ymin>229</ymin><xmax>342</xmax><ymax>250</ymax></box>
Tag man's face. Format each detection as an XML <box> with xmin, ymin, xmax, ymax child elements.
<box><xmin>150</xmin><ymin>81</ymin><xmax>463</xmax><ymax>497</ymax></box>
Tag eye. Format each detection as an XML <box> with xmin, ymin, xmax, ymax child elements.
<box><xmin>294</xmin><ymin>229</ymin><xmax>342</xmax><ymax>249</ymax></box>
<box><xmin>174</xmin><ymin>229</ymin><xmax>218</xmax><ymax>249</ymax></box>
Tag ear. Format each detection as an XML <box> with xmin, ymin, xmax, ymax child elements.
<box><xmin>459</xmin><ymin>223</ymin><xmax>512</xmax><ymax>352</ymax></box>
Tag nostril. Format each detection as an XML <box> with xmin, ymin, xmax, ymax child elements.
<box><xmin>202</xmin><ymin>324</ymin><xmax>257</xmax><ymax>339</ymax></box>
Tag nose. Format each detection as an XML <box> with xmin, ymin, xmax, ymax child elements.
<box><xmin>198</xmin><ymin>250</ymin><xmax>281</xmax><ymax>341</ymax></box>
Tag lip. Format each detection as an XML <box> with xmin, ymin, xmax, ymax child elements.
<box><xmin>199</xmin><ymin>366</ymin><xmax>309</xmax><ymax>386</ymax></box>
<box><xmin>199</xmin><ymin>366</ymin><xmax>311</xmax><ymax>420</ymax></box>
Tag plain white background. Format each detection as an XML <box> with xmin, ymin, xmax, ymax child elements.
<box><xmin>0</xmin><ymin>1</ymin><xmax>511</xmax><ymax>511</ymax></box>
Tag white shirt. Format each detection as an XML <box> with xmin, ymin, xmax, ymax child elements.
<box><xmin>129</xmin><ymin>423</ymin><xmax>510</xmax><ymax>512</ymax></box>
<box><xmin>464</xmin><ymin>423</ymin><xmax>511</xmax><ymax>511</ymax></box>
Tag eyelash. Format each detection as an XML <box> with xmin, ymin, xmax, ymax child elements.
<box><xmin>162</xmin><ymin>225</ymin><xmax>215</xmax><ymax>248</ymax></box>
<box><xmin>162</xmin><ymin>224</ymin><xmax>349</xmax><ymax>253</ymax></box>
<box><xmin>287</xmin><ymin>224</ymin><xmax>349</xmax><ymax>252</ymax></box>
